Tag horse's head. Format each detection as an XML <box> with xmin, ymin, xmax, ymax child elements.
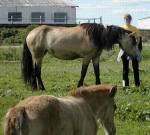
<box><xmin>95</xmin><ymin>85</ymin><xmax>117</xmax><ymax>135</ymax></box>
<box><xmin>70</xmin><ymin>85</ymin><xmax>117</xmax><ymax>135</ymax></box>
<box><xmin>107</xmin><ymin>25</ymin><xmax>141</xmax><ymax>61</ymax></box>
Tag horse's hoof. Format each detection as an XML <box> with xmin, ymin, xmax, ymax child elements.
<box><xmin>31</xmin><ymin>83</ymin><xmax>38</xmax><ymax>91</ymax></box>
<box><xmin>32</xmin><ymin>88</ymin><xmax>38</xmax><ymax>91</ymax></box>
<box><xmin>41</xmin><ymin>88</ymin><xmax>45</xmax><ymax>91</ymax></box>
<box><xmin>77</xmin><ymin>84</ymin><xmax>82</xmax><ymax>88</ymax></box>
<box><xmin>39</xmin><ymin>86</ymin><xmax>45</xmax><ymax>91</ymax></box>
<box><xmin>77</xmin><ymin>84</ymin><xmax>83</xmax><ymax>88</ymax></box>
<box><xmin>84</xmin><ymin>83</ymin><xmax>88</xmax><ymax>86</ymax></box>
<box><xmin>77</xmin><ymin>81</ymin><xmax>83</xmax><ymax>87</ymax></box>
<box><xmin>96</xmin><ymin>81</ymin><xmax>101</xmax><ymax>85</ymax></box>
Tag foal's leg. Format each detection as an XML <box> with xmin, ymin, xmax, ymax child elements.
<box><xmin>77</xmin><ymin>58</ymin><xmax>91</xmax><ymax>87</ymax></box>
<box><xmin>92</xmin><ymin>56</ymin><xmax>101</xmax><ymax>85</ymax></box>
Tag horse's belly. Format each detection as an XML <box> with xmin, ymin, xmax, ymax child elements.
<box><xmin>48</xmin><ymin>43</ymin><xmax>82</xmax><ymax>60</ymax></box>
<box><xmin>48</xmin><ymin>42</ymin><xmax>97</xmax><ymax>60</ymax></box>
<box><xmin>49</xmin><ymin>49</ymin><xmax>80</xmax><ymax>60</ymax></box>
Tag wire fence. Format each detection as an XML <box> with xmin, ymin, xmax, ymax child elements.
<box><xmin>0</xmin><ymin>17</ymin><xmax>103</xmax><ymax>25</ymax></box>
<box><xmin>77</xmin><ymin>17</ymin><xmax>102</xmax><ymax>24</ymax></box>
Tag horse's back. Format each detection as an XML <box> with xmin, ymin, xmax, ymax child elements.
<box><xmin>26</xmin><ymin>25</ymin><xmax>97</xmax><ymax>60</ymax></box>
<box><xmin>5</xmin><ymin>95</ymin><xmax>97</xmax><ymax>135</ymax></box>
<box><xmin>26</xmin><ymin>25</ymin><xmax>51</xmax><ymax>49</ymax></box>
<box><xmin>24</xmin><ymin>96</ymin><xmax>97</xmax><ymax>135</ymax></box>
<box><xmin>17</xmin><ymin>95</ymin><xmax>61</xmax><ymax>135</ymax></box>
<box><xmin>26</xmin><ymin>25</ymin><xmax>77</xmax><ymax>44</ymax></box>
<box><xmin>45</xmin><ymin>26</ymin><xmax>97</xmax><ymax>60</ymax></box>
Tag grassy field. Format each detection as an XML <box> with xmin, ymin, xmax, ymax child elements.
<box><xmin>0</xmin><ymin>45</ymin><xmax>150</xmax><ymax>135</ymax></box>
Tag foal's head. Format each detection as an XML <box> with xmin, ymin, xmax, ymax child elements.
<box><xmin>107</xmin><ymin>25</ymin><xmax>141</xmax><ymax>61</ymax></box>
<box><xmin>70</xmin><ymin>84</ymin><xmax>117</xmax><ymax>135</ymax></box>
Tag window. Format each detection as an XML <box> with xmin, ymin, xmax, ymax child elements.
<box><xmin>54</xmin><ymin>12</ymin><xmax>67</xmax><ymax>23</ymax></box>
<box><xmin>8</xmin><ymin>12</ymin><xmax>22</xmax><ymax>22</ymax></box>
<box><xmin>31</xmin><ymin>12</ymin><xmax>45</xmax><ymax>22</ymax></box>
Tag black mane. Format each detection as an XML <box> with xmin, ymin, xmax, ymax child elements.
<box><xmin>80</xmin><ymin>23</ymin><xmax>134</xmax><ymax>50</ymax></box>
<box><xmin>81</xmin><ymin>23</ymin><xmax>110</xmax><ymax>49</ymax></box>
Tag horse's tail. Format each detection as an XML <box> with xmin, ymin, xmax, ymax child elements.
<box><xmin>22</xmin><ymin>38</ymin><xmax>33</xmax><ymax>86</ymax></box>
<box><xmin>4</xmin><ymin>107</ymin><xmax>26</xmax><ymax>135</ymax></box>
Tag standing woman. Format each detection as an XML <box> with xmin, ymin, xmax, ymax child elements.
<box><xmin>117</xmin><ymin>14</ymin><xmax>142</xmax><ymax>87</ymax></box>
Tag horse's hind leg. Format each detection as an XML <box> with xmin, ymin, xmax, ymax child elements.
<box><xmin>92</xmin><ymin>56</ymin><xmax>101</xmax><ymax>85</ymax></box>
<box><xmin>77</xmin><ymin>58</ymin><xmax>91</xmax><ymax>87</ymax></box>
<box><xmin>35</xmin><ymin>64</ymin><xmax>45</xmax><ymax>90</ymax></box>
<box><xmin>31</xmin><ymin>61</ymin><xmax>38</xmax><ymax>90</ymax></box>
<box><xmin>34</xmin><ymin>57</ymin><xmax>45</xmax><ymax>90</ymax></box>
<box><xmin>31</xmin><ymin>51</ymin><xmax>45</xmax><ymax>90</ymax></box>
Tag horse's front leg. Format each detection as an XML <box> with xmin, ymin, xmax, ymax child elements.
<box><xmin>77</xmin><ymin>58</ymin><xmax>91</xmax><ymax>87</ymax></box>
<box><xmin>92</xmin><ymin>56</ymin><xmax>101</xmax><ymax>85</ymax></box>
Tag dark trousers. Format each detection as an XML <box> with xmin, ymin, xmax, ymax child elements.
<box><xmin>121</xmin><ymin>54</ymin><xmax>140</xmax><ymax>87</ymax></box>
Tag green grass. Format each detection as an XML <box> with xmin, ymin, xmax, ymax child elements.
<box><xmin>0</xmin><ymin>45</ymin><xmax>150</xmax><ymax>135</ymax></box>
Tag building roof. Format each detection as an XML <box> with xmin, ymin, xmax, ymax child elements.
<box><xmin>0</xmin><ymin>0</ymin><xmax>77</xmax><ymax>7</ymax></box>
<box><xmin>139</xmin><ymin>16</ymin><xmax>150</xmax><ymax>20</ymax></box>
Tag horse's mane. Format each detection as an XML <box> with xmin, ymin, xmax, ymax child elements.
<box><xmin>80</xmin><ymin>23</ymin><xmax>111</xmax><ymax>49</ymax></box>
<box><xmin>70</xmin><ymin>85</ymin><xmax>116</xmax><ymax>98</ymax></box>
<box><xmin>80</xmin><ymin>23</ymin><xmax>111</xmax><ymax>50</ymax></box>
<box><xmin>80</xmin><ymin>23</ymin><xmax>134</xmax><ymax>50</ymax></box>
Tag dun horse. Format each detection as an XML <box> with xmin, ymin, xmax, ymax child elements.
<box><xmin>22</xmin><ymin>23</ymin><xmax>141</xmax><ymax>90</ymax></box>
<box><xmin>4</xmin><ymin>85</ymin><xmax>117</xmax><ymax>135</ymax></box>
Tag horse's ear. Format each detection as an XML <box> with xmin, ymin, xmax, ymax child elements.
<box><xmin>109</xmin><ymin>85</ymin><xmax>117</xmax><ymax>97</ymax></box>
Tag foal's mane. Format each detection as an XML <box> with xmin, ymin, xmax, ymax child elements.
<box><xmin>70</xmin><ymin>85</ymin><xmax>116</xmax><ymax>98</ymax></box>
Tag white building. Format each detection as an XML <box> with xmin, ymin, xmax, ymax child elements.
<box><xmin>138</xmin><ymin>17</ymin><xmax>150</xmax><ymax>30</ymax></box>
<box><xmin>0</xmin><ymin>0</ymin><xmax>77</xmax><ymax>25</ymax></box>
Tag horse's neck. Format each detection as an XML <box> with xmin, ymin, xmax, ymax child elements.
<box><xmin>99</xmin><ymin>30</ymin><xmax>113</xmax><ymax>50</ymax></box>
<box><xmin>84</xmin><ymin>98</ymin><xmax>101</xmax><ymax>118</ymax></box>
<box><xmin>106</xmin><ymin>31</ymin><xmax>118</xmax><ymax>48</ymax></box>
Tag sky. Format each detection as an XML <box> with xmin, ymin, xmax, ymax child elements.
<box><xmin>75</xmin><ymin>0</ymin><xmax>150</xmax><ymax>27</ymax></box>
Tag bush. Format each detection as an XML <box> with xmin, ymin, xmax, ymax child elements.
<box><xmin>0</xmin><ymin>25</ymin><xmax>39</xmax><ymax>46</ymax></box>
<box><xmin>1</xmin><ymin>28</ymin><xmax>18</xmax><ymax>39</ymax></box>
